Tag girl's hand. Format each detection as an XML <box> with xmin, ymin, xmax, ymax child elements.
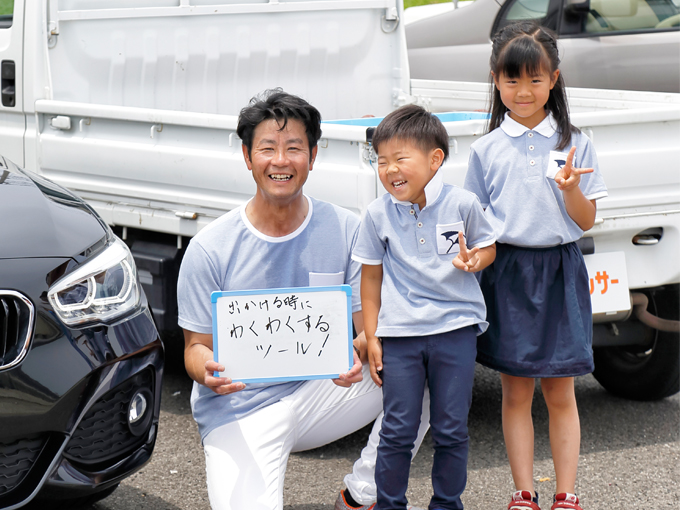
<box><xmin>452</xmin><ymin>232</ymin><xmax>481</xmax><ymax>272</ymax></box>
<box><xmin>555</xmin><ymin>146</ymin><xmax>594</xmax><ymax>192</ymax></box>
<box><xmin>367</xmin><ymin>336</ymin><xmax>383</xmax><ymax>387</ymax></box>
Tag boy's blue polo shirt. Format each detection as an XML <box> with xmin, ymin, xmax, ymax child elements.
<box><xmin>352</xmin><ymin>170</ymin><xmax>496</xmax><ymax>338</ymax></box>
<box><xmin>464</xmin><ymin>113</ymin><xmax>608</xmax><ymax>247</ymax></box>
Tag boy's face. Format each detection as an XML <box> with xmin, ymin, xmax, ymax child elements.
<box><xmin>376</xmin><ymin>138</ymin><xmax>444</xmax><ymax>209</ymax></box>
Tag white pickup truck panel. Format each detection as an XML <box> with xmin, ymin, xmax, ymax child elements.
<box><xmin>11</xmin><ymin>0</ymin><xmax>680</xmax><ymax>292</ymax></box>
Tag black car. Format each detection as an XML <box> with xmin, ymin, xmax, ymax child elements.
<box><xmin>0</xmin><ymin>156</ymin><xmax>163</xmax><ymax>509</ymax></box>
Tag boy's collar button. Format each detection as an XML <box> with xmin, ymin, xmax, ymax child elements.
<box><xmin>409</xmin><ymin>209</ymin><xmax>415</xmax><ymax>215</ymax></box>
<box><xmin>528</xmin><ymin>132</ymin><xmax>534</xmax><ymax>138</ymax></box>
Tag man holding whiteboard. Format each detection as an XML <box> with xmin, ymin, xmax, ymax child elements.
<box><xmin>178</xmin><ymin>90</ymin><xmax>428</xmax><ymax>510</ymax></box>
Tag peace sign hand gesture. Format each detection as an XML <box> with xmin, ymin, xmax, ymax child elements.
<box><xmin>555</xmin><ymin>146</ymin><xmax>594</xmax><ymax>192</ymax></box>
<box><xmin>452</xmin><ymin>232</ymin><xmax>482</xmax><ymax>272</ymax></box>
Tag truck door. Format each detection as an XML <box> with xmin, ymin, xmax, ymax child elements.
<box><xmin>0</xmin><ymin>0</ymin><xmax>25</xmax><ymax>166</ymax></box>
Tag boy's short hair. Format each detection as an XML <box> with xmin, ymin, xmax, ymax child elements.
<box><xmin>372</xmin><ymin>105</ymin><xmax>449</xmax><ymax>163</ymax></box>
<box><xmin>237</xmin><ymin>88</ymin><xmax>322</xmax><ymax>161</ymax></box>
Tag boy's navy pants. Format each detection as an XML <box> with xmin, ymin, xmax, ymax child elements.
<box><xmin>375</xmin><ymin>327</ymin><xmax>477</xmax><ymax>510</ymax></box>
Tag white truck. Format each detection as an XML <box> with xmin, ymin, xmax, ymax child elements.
<box><xmin>2</xmin><ymin>0</ymin><xmax>678</xmax><ymax>400</ymax></box>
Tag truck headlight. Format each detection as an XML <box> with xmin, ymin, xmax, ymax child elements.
<box><xmin>48</xmin><ymin>238</ymin><xmax>140</xmax><ymax>327</ymax></box>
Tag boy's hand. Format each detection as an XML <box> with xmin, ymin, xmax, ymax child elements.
<box><xmin>555</xmin><ymin>146</ymin><xmax>593</xmax><ymax>192</ymax></box>
<box><xmin>367</xmin><ymin>336</ymin><xmax>383</xmax><ymax>387</ymax></box>
<box><xmin>452</xmin><ymin>232</ymin><xmax>482</xmax><ymax>272</ymax></box>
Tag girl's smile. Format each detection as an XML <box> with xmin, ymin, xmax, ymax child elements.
<box><xmin>493</xmin><ymin>68</ymin><xmax>560</xmax><ymax>129</ymax></box>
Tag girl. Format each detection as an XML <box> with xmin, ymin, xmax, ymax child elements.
<box><xmin>464</xmin><ymin>22</ymin><xmax>608</xmax><ymax>510</ymax></box>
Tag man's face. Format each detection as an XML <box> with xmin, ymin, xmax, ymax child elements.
<box><xmin>243</xmin><ymin>118</ymin><xmax>317</xmax><ymax>205</ymax></box>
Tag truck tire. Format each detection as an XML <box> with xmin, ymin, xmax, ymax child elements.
<box><xmin>592</xmin><ymin>286</ymin><xmax>679</xmax><ymax>401</ymax></box>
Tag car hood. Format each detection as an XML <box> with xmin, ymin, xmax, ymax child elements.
<box><xmin>0</xmin><ymin>158</ymin><xmax>107</xmax><ymax>259</ymax></box>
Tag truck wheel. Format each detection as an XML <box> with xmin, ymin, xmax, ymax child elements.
<box><xmin>592</xmin><ymin>286</ymin><xmax>679</xmax><ymax>401</ymax></box>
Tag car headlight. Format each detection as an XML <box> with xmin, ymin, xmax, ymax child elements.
<box><xmin>47</xmin><ymin>237</ymin><xmax>140</xmax><ymax>327</ymax></box>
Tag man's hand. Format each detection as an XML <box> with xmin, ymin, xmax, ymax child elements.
<box><xmin>184</xmin><ymin>330</ymin><xmax>246</xmax><ymax>395</ymax></box>
<box><xmin>555</xmin><ymin>146</ymin><xmax>593</xmax><ymax>192</ymax></box>
<box><xmin>452</xmin><ymin>232</ymin><xmax>482</xmax><ymax>272</ymax></box>
<box><xmin>367</xmin><ymin>336</ymin><xmax>383</xmax><ymax>387</ymax></box>
<box><xmin>203</xmin><ymin>359</ymin><xmax>246</xmax><ymax>395</ymax></box>
<box><xmin>333</xmin><ymin>348</ymin><xmax>363</xmax><ymax>387</ymax></box>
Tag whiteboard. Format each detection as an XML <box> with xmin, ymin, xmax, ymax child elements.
<box><xmin>211</xmin><ymin>285</ymin><xmax>353</xmax><ymax>383</ymax></box>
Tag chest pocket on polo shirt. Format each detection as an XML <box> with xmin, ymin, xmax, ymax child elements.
<box><xmin>546</xmin><ymin>150</ymin><xmax>573</xmax><ymax>180</ymax></box>
<box><xmin>436</xmin><ymin>222</ymin><xmax>465</xmax><ymax>255</ymax></box>
<box><xmin>309</xmin><ymin>271</ymin><xmax>345</xmax><ymax>287</ymax></box>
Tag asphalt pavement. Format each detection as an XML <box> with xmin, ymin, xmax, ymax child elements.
<box><xmin>83</xmin><ymin>357</ymin><xmax>679</xmax><ymax>510</ymax></box>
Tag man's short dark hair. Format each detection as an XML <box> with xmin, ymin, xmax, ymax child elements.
<box><xmin>372</xmin><ymin>105</ymin><xmax>449</xmax><ymax>163</ymax></box>
<box><xmin>237</xmin><ymin>89</ymin><xmax>322</xmax><ymax>160</ymax></box>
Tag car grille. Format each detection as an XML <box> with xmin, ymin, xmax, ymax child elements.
<box><xmin>0</xmin><ymin>291</ymin><xmax>34</xmax><ymax>371</ymax></box>
<box><xmin>63</xmin><ymin>370</ymin><xmax>154</xmax><ymax>466</ymax></box>
<box><xmin>0</xmin><ymin>435</ymin><xmax>45</xmax><ymax>496</ymax></box>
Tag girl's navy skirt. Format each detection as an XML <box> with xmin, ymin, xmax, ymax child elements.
<box><xmin>477</xmin><ymin>242</ymin><xmax>594</xmax><ymax>378</ymax></box>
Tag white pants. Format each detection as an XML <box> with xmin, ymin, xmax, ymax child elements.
<box><xmin>203</xmin><ymin>364</ymin><xmax>431</xmax><ymax>510</ymax></box>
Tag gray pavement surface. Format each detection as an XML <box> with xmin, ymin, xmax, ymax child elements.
<box><xmin>82</xmin><ymin>358</ymin><xmax>679</xmax><ymax>510</ymax></box>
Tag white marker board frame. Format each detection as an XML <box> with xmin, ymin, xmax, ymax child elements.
<box><xmin>211</xmin><ymin>285</ymin><xmax>353</xmax><ymax>384</ymax></box>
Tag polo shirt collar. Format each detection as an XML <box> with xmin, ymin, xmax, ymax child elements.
<box><xmin>500</xmin><ymin>111</ymin><xmax>557</xmax><ymax>138</ymax></box>
<box><xmin>389</xmin><ymin>168</ymin><xmax>444</xmax><ymax>210</ymax></box>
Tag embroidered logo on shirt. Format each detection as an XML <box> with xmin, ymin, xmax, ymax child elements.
<box><xmin>436</xmin><ymin>222</ymin><xmax>464</xmax><ymax>255</ymax></box>
<box><xmin>546</xmin><ymin>150</ymin><xmax>574</xmax><ymax>179</ymax></box>
<box><xmin>441</xmin><ymin>231</ymin><xmax>459</xmax><ymax>253</ymax></box>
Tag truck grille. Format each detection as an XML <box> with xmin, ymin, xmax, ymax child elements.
<box><xmin>0</xmin><ymin>291</ymin><xmax>34</xmax><ymax>371</ymax></box>
<box><xmin>63</xmin><ymin>370</ymin><xmax>154</xmax><ymax>466</ymax></box>
<box><xmin>0</xmin><ymin>435</ymin><xmax>45</xmax><ymax>496</ymax></box>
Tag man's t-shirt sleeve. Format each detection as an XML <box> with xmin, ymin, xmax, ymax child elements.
<box><xmin>177</xmin><ymin>240</ymin><xmax>220</xmax><ymax>335</ymax></box>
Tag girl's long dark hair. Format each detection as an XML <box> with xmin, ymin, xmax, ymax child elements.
<box><xmin>487</xmin><ymin>21</ymin><xmax>578</xmax><ymax>151</ymax></box>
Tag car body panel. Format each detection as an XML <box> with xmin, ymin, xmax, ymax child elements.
<box><xmin>0</xmin><ymin>159</ymin><xmax>106</xmax><ymax>260</ymax></box>
<box><xmin>406</xmin><ymin>0</ymin><xmax>680</xmax><ymax>93</ymax></box>
<box><xmin>0</xmin><ymin>157</ymin><xmax>163</xmax><ymax>508</ymax></box>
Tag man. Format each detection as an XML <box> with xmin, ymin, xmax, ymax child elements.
<box><xmin>178</xmin><ymin>90</ymin><xmax>428</xmax><ymax>510</ymax></box>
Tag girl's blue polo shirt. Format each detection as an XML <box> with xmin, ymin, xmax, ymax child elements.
<box><xmin>464</xmin><ymin>113</ymin><xmax>608</xmax><ymax>247</ymax></box>
<box><xmin>352</xmin><ymin>170</ymin><xmax>496</xmax><ymax>338</ymax></box>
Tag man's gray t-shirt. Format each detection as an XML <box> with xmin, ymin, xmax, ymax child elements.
<box><xmin>178</xmin><ymin>196</ymin><xmax>361</xmax><ymax>440</ymax></box>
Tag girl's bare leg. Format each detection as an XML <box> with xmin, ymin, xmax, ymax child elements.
<box><xmin>501</xmin><ymin>374</ymin><xmax>537</xmax><ymax>496</ymax></box>
<box><xmin>540</xmin><ymin>377</ymin><xmax>580</xmax><ymax>494</ymax></box>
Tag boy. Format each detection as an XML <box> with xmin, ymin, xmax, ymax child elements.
<box><xmin>352</xmin><ymin>105</ymin><xmax>496</xmax><ymax>510</ymax></box>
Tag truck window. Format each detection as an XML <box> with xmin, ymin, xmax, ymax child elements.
<box><xmin>0</xmin><ymin>0</ymin><xmax>13</xmax><ymax>29</ymax></box>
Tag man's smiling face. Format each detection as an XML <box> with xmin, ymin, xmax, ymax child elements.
<box><xmin>243</xmin><ymin>118</ymin><xmax>316</xmax><ymax>205</ymax></box>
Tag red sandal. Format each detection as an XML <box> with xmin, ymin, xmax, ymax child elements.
<box><xmin>551</xmin><ymin>493</ymin><xmax>583</xmax><ymax>510</ymax></box>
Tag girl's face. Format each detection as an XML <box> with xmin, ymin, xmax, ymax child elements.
<box><xmin>493</xmin><ymin>66</ymin><xmax>560</xmax><ymax>129</ymax></box>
